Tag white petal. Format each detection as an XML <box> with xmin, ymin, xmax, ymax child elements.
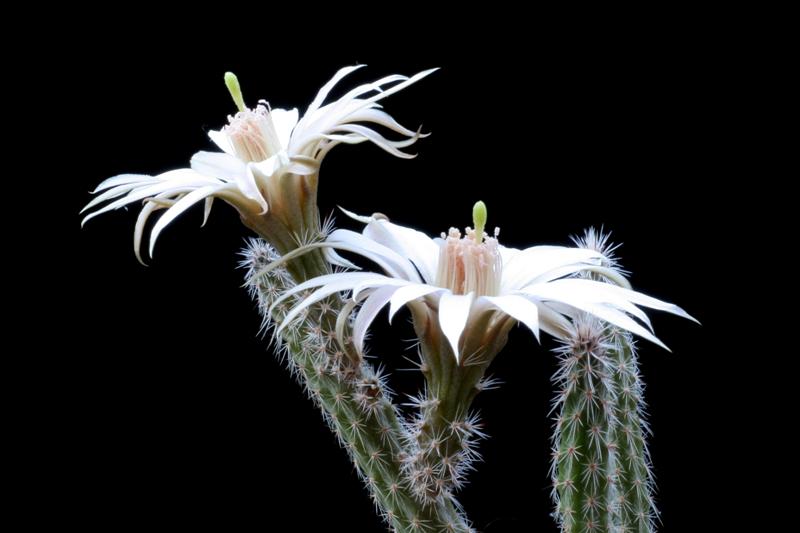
<box><xmin>271</xmin><ymin>272</ymin><xmax>386</xmax><ymax>312</ymax></box>
<box><xmin>535</xmin><ymin>278</ymin><xmax>697</xmax><ymax>324</ymax></box>
<box><xmin>190</xmin><ymin>150</ymin><xmax>246</xmax><ymax>179</ymax></box>
<box><xmin>438</xmin><ymin>292</ymin><xmax>474</xmax><ymax>363</ymax></box>
<box><xmin>208</xmin><ymin>130</ymin><xmax>235</xmax><ymax>155</ymax></box>
<box><xmin>191</xmin><ymin>151</ymin><xmax>266</xmax><ymax>211</ymax></box>
<box><xmin>325</xmin><ymin>124</ymin><xmax>417</xmax><ymax>159</ymax></box>
<box><xmin>483</xmin><ymin>295</ymin><xmax>541</xmax><ymax>342</ymax></box>
<box><xmin>537</xmin><ymin>303</ymin><xmax>573</xmax><ymax>339</ymax></box>
<box><xmin>353</xmin><ymin>285</ymin><xmax>398</xmax><ymax>355</ymax></box>
<box><xmin>352</xmin><ymin>277</ymin><xmax>409</xmax><ymax>301</ymax></box>
<box><xmin>362</xmin><ymin>219</ymin><xmax>440</xmax><ymax>283</ymax></box>
<box><xmin>202</xmin><ymin>197</ymin><xmax>214</xmax><ymax>227</ymax></box>
<box><xmin>362</xmin><ymin>68</ymin><xmax>439</xmax><ymax>106</ymax></box>
<box><xmin>388</xmin><ymin>284</ymin><xmax>444</xmax><ymax>323</ymax></box>
<box><xmin>344</xmin><ymin>108</ymin><xmax>418</xmax><ymax>137</ymax></box>
<box><xmin>81</xmin><ymin>170</ymin><xmax>213</xmax><ymax>226</ymax></box>
<box><xmin>91</xmin><ymin>173</ymin><xmax>156</xmax><ymax>193</ymax></box>
<box><xmin>502</xmin><ymin>246</ymin><xmax>603</xmax><ymax>291</ymax></box>
<box><xmin>305</xmin><ymin>65</ymin><xmax>366</xmax><ymax>117</ymax></box>
<box><xmin>269</xmin><ymin>108</ymin><xmax>299</xmax><ymax>150</ymax></box>
<box><xmin>524</xmin><ymin>284</ymin><xmax>670</xmax><ymax>350</ymax></box>
<box><xmin>328</xmin><ymin>229</ymin><xmax>421</xmax><ymax>282</ymax></box>
<box><xmin>276</xmin><ymin>277</ymin><xmax>369</xmax><ymax>334</ymax></box>
<box><xmin>82</xmin><ymin>178</ymin><xmax>160</xmax><ymax>213</ymax></box>
<box><xmin>149</xmin><ymin>185</ymin><xmax>220</xmax><ymax>256</ymax></box>
<box><xmin>134</xmin><ymin>193</ymin><xmax>172</xmax><ymax>265</ymax></box>
<box><xmin>339</xmin><ymin>207</ymin><xmax>376</xmax><ymax>224</ymax></box>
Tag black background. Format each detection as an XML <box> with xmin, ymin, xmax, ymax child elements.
<box><xmin>27</xmin><ymin>10</ymin><xmax>756</xmax><ymax>532</ymax></box>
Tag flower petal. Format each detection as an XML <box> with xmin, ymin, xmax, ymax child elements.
<box><xmin>271</xmin><ymin>272</ymin><xmax>387</xmax><ymax>313</ymax></box>
<box><xmin>149</xmin><ymin>185</ymin><xmax>221</xmax><ymax>257</ymax></box>
<box><xmin>276</xmin><ymin>276</ymin><xmax>373</xmax><ymax>335</ymax></box>
<box><xmin>328</xmin><ymin>229</ymin><xmax>421</xmax><ymax>282</ymax></box>
<box><xmin>353</xmin><ymin>285</ymin><xmax>399</xmax><ymax>355</ymax></box>
<box><xmin>305</xmin><ymin>65</ymin><xmax>366</xmax><ymax>117</ymax></box>
<box><xmin>81</xmin><ymin>170</ymin><xmax>214</xmax><ymax>226</ymax></box>
<box><xmin>90</xmin><ymin>173</ymin><xmax>156</xmax><ymax>193</ymax></box>
<box><xmin>388</xmin><ymin>284</ymin><xmax>444</xmax><ymax>323</ymax></box>
<box><xmin>361</xmin><ymin>218</ymin><xmax>440</xmax><ymax>284</ymax></box>
<box><xmin>270</xmin><ymin>108</ymin><xmax>299</xmax><ymax>150</ymax></box>
<box><xmin>483</xmin><ymin>295</ymin><xmax>541</xmax><ymax>342</ymax></box>
<box><xmin>502</xmin><ymin>246</ymin><xmax>603</xmax><ymax>291</ymax></box>
<box><xmin>191</xmin><ymin>151</ymin><xmax>267</xmax><ymax>212</ymax></box>
<box><xmin>524</xmin><ymin>283</ymin><xmax>670</xmax><ymax>350</ymax></box>
<box><xmin>438</xmin><ymin>292</ymin><xmax>474</xmax><ymax>363</ymax></box>
<box><xmin>208</xmin><ymin>130</ymin><xmax>235</xmax><ymax>155</ymax></box>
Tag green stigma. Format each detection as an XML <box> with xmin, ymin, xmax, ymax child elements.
<box><xmin>224</xmin><ymin>72</ymin><xmax>246</xmax><ymax>112</ymax></box>
<box><xmin>473</xmin><ymin>201</ymin><xmax>487</xmax><ymax>243</ymax></box>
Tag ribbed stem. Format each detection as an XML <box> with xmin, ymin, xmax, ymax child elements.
<box><xmin>551</xmin><ymin>317</ymin><xmax>657</xmax><ymax>533</ymax></box>
<box><xmin>404</xmin><ymin>306</ymin><xmax>510</xmax><ymax>504</ymax></box>
<box><xmin>243</xmin><ymin>240</ymin><xmax>472</xmax><ymax>532</ymax></box>
<box><xmin>551</xmin><ymin>319</ymin><xmax>617</xmax><ymax>533</ymax></box>
<box><xmin>609</xmin><ymin>331</ymin><xmax>656</xmax><ymax>533</ymax></box>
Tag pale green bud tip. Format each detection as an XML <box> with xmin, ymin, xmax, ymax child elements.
<box><xmin>473</xmin><ymin>200</ymin><xmax>487</xmax><ymax>243</ymax></box>
<box><xmin>224</xmin><ymin>72</ymin><xmax>246</xmax><ymax>112</ymax></box>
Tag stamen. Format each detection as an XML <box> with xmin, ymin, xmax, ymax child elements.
<box><xmin>435</xmin><ymin>203</ymin><xmax>502</xmax><ymax>296</ymax></box>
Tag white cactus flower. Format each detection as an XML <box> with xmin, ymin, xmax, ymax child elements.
<box><xmin>81</xmin><ymin>66</ymin><xmax>436</xmax><ymax>262</ymax></box>
<box><xmin>271</xmin><ymin>203</ymin><xmax>697</xmax><ymax>362</ymax></box>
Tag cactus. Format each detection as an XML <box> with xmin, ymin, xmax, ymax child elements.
<box><xmin>401</xmin><ymin>303</ymin><xmax>511</xmax><ymax>505</ymax></box>
<box><xmin>242</xmin><ymin>239</ymin><xmax>474</xmax><ymax>533</ymax></box>
<box><xmin>551</xmin><ymin>318</ymin><xmax>656</xmax><ymax>533</ymax></box>
<box><xmin>608</xmin><ymin>331</ymin><xmax>657</xmax><ymax>531</ymax></box>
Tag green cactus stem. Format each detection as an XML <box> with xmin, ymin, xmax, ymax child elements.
<box><xmin>243</xmin><ymin>239</ymin><xmax>473</xmax><ymax>533</ymax></box>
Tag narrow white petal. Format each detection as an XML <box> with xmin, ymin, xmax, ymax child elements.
<box><xmin>271</xmin><ymin>272</ymin><xmax>386</xmax><ymax>312</ymax></box>
<box><xmin>91</xmin><ymin>173</ymin><xmax>156</xmax><ymax>193</ymax></box>
<box><xmin>328</xmin><ymin>229</ymin><xmax>421</xmax><ymax>282</ymax></box>
<box><xmin>190</xmin><ymin>150</ymin><xmax>247</xmax><ymax>179</ymax></box>
<box><xmin>352</xmin><ymin>277</ymin><xmax>409</xmax><ymax>302</ymax></box>
<box><xmin>438</xmin><ymin>292</ymin><xmax>474</xmax><ymax>363</ymax></box>
<box><xmin>201</xmin><ymin>197</ymin><xmax>214</xmax><ymax>227</ymax></box>
<box><xmin>82</xmin><ymin>178</ymin><xmax>159</xmax><ymax>213</ymax></box>
<box><xmin>208</xmin><ymin>130</ymin><xmax>235</xmax><ymax>155</ymax></box>
<box><xmin>362</xmin><ymin>68</ymin><xmax>439</xmax><ymax>106</ymax></box>
<box><xmin>191</xmin><ymin>151</ymin><xmax>266</xmax><ymax>212</ymax></box>
<box><xmin>149</xmin><ymin>185</ymin><xmax>220</xmax><ymax>257</ymax></box>
<box><xmin>276</xmin><ymin>278</ymin><xmax>365</xmax><ymax>334</ymax></box>
<box><xmin>325</xmin><ymin>124</ymin><xmax>417</xmax><ymax>158</ymax></box>
<box><xmin>362</xmin><ymin>219</ymin><xmax>440</xmax><ymax>284</ymax></box>
<box><xmin>305</xmin><ymin>65</ymin><xmax>366</xmax><ymax>117</ymax></box>
<box><xmin>269</xmin><ymin>108</ymin><xmax>299</xmax><ymax>150</ymax></box>
<box><xmin>526</xmin><ymin>284</ymin><xmax>670</xmax><ymax>350</ymax></box>
<box><xmin>81</xmin><ymin>170</ymin><xmax>213</xmax><ymax>226</ymax></box>
<box><xmin>344</xmin><ymin>108</ymin><xmax>418</xmax><ymax>137</ymax></box>
<box><xmin>388</xmin><ymin>284</ymin><xmax>444</xmax><ymax>323</ymax></box>
<box><xmin>338</xmin><ymin>207</ymin><xmax>375</xmax><ymax>224</ymax></box>
<box><xmin>536</xmin><ymin>278</ymin><xmax>697</xmax><ymax>324</ymax></box>
<box><xmin>484</xmin><ymin>295</ymin><xmax>541</xmax><ymax>342</ymax></box>
<box><xmin>353</xmin><ymin>285</ymin><xmax>398</xmax><ymax>355</ymax></box>
<box><xmin>502</xmin><ymin>246</ymin><xmax>603</xmax><ymax>291</ymax></box>
<box><xmin>133</xmin><ymin>193</ymin><xmax>171</xmax><ymax>265</ymax></box>
<box><xmin>537</xmin><ymin>303</ymin><xmax>573</xmax><ymax>339</ymax></box>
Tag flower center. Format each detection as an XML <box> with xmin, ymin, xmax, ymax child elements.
<box><xmin>435</xmin><ymin>202</ymin><xmax>502</xmax><ymax>297</ymax></box>
<box><xmin>223</xmin><ymin>71</ymin><xmax>282</xmax><ymax>163</ymax></box>
<box><xmin>224</xmin><ymin>103</ymin><xmax>282</xmax><ymax>163</ymax></box>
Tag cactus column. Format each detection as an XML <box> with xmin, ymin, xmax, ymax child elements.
<box><xmin>551</xmin><ymin>315</ymin><xmax>656</xmax><ymax>533</ymax></box>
